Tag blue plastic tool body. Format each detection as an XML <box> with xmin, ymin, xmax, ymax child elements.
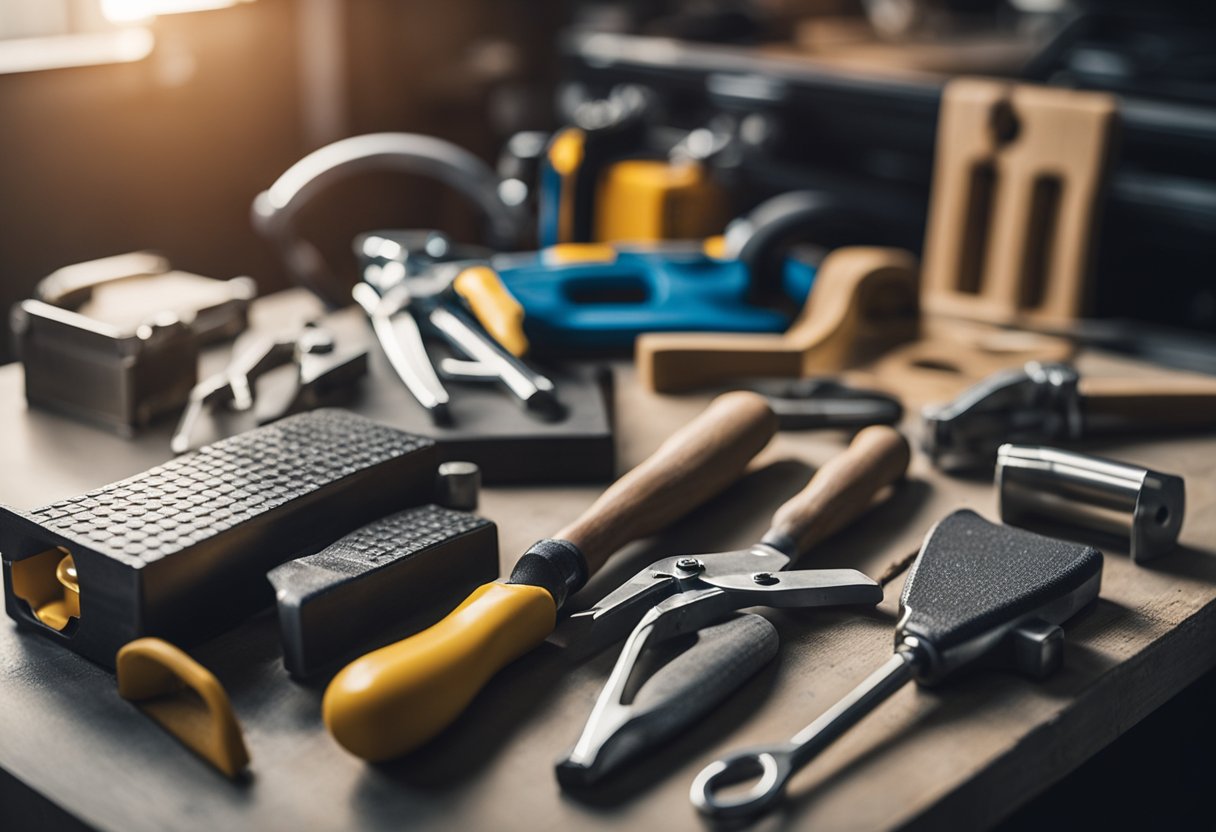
<box><xmin>492</xmin><ymin>247</ymin><xmax>816</xmax><ymax>351</ymax></box>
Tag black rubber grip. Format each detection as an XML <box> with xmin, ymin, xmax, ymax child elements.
<box><xmin>557</xmin><ymin>613</ymin><xmax>779</xmax><ymax>788</ymax></box>
<box><xmin>900</xmin><ymin>510</ymin><xmax>1102</xmax><ymax>654</ymax></box>
<box><xmin>507</xmin><ymin>538</ymin><xmax>588</xmax><ymax>609</ymax></box>
<box><xmin>0</xmin><ymin>409</ymin><xmax>437</xmax><ymax>667</ymax></box>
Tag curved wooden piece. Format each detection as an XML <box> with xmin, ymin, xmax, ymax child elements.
<box><xmin>636</xmin><ymin>247</ymin><xmax>920</xmax><ymax>393</ymax></box>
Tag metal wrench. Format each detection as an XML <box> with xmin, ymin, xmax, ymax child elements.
<box><xmin>690</xmin><ymin>510</ymin><xmax>1103</xmax><ymax>820</ymax></box>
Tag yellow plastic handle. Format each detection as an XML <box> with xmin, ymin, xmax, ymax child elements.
<box><xmin>453</xmin><ymin>266</ymin><xmax>529</xmax><ymax>357</ymax></box>
<box><xmin>323</xmin><ymin>581</ymin><xmax>556</xmax><ymax>761</ymax></box>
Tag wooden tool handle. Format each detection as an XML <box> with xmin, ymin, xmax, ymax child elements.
<box><xmin>1080</xmin><ymin>376</ymin><xmax>1216</xmax><ymax>432</ymax></box>
<box><xmin>558</xmin><ymin>391</ymin><xmax>778</xmax><ymax>574</ymax></box>
<box><xmin>764</xmin><ymin>425</ymin><xmax>910</xmax><ymax>560</ymax></box>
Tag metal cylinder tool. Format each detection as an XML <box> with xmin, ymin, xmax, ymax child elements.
<box><xmin>922</xmin><ymin>362</ymin><xmax>1216</xmax><ymax>472</ymax></box>
<box><xmin>997</xmin><ymin>444</ymin><xmax>1185</xmax><ymax>563</ymax></box>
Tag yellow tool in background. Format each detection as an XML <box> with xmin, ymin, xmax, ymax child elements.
<box><xmin>322</xmin><ymin>391</ymin><xmax>779</xmax><ymax>761</ymax></box>
<box><xmin>538</xmin><ymin>125</ymin><xmax>728</xmax><ymax>247</ymax></box>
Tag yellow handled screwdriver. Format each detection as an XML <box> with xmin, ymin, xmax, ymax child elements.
<box><xmin>323</xmin><ymin>391</ymin><xmax>779</xmax><ymax>761</ymax></box>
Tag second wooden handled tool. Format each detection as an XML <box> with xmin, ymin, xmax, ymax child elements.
<box><xmin>556</xmin><ymin>425</ymin><xmax>910</xmax><ymax>786</ymax></box>
<box><xmin>323</xmin><ymin>391</ymin><xmax>778</xmax><ymax>761</ymax></box>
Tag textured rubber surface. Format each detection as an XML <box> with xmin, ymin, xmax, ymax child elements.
<box><xmin>0</xmin><ymin>409</ymin><xmax>438</xmax><ymax>667</ymax></box>
<box><xmin>900</xmin><ymin>510</ymin><xmax>1102</xmax><ymax>653</ymax></box>
<box><xmin>269</xmin><ymin>504</ymin><xmax>498</xmax><ymax>678</ymax></box>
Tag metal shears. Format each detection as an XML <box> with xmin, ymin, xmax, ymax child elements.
<box><xmin>354</xmin><ymin>230</ymin><xmax>561</xmax><ymax>425</ymax></box>
<box><xmin>556</xmin><ymin>425</ymin><xmax>911</xmax><ymax>786</ymax></box>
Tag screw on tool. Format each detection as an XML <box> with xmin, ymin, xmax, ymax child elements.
<box><xmin>690</xmin><ymin>510</ymin><xmax>1103</xmax><ymax>820</ymax></box>
<box><xmin>555</xmin><ymin>426</ymin><xmax>909</xmax><ymax>787</ymax></box>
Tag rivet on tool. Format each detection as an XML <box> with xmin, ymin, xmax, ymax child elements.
<box><xmin>676</xmin><ymin>558</ymin><xmax>704</xmax><ymax>572</ymax></box>
<box><xmin>752</xmin><ymin>572</ymin><xmax>779</xmax><ymax>585</ymax></box>
<box><xmin>436</xmin><ymin>461</ymin><xmax>482</xmax><ymax>511</ymax></box>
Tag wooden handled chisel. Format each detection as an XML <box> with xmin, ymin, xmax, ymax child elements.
<box><xmin>322</xmin><ymin>391</ymin><xmax>779</xmax><ymax>761</ymax></box>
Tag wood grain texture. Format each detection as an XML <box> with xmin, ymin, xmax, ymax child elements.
<box><xmin>767</xmin><ymin>425</ymin><xmax>911</xmax><ymax>558</ymax></box>
<box><xmin>3</xmin><ymin>290</ymin><xmax>1216</xmax><ymax>832</ymax></box>
<box><xmin>1080</xmin><ymin>375</ymin><xmax>1216</xmax><ymax>431</ymax></box>
<box><xmin>921</xmin><ymin>79</ymin><xmax>1117</xmax><ymax>325</ymax></box>
<box><xmin>557</xmin><ymin>391</ymin><xmax>777</xmax><ymax>573</ymax></box>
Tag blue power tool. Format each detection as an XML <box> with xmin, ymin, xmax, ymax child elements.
<box><xmin>490</xmin><ymin>242</ymin><xmax>816</xmax><ymax>351</ymax></box>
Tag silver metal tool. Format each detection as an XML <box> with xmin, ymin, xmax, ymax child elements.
<box><xmin>171</xmin><ymin>323</ymin><xmax>367</xmax><ymax>453</ymax></box>
<box><xmin>997</xmin><ymin>444</ymin><xmax>1185</xmax><ymax>563</ymax></box>
<box><xmin>690</xmin><ymin>510</ymin><xmax>1103</xmax><ymax>821</ymax></box>
<box><xmin>555</xmin><ymin>426</ymin><xmax>910</xmax><ymax>786</ymax></box>
<box><xmin>436</xmin><ymin>461</ymin><xmax>482</xmax><ymax>511</ymax></box>
<box><xmin>13</xmin><ymin>253</ymin><xmax>255</xmax><ymax>436</ymax></box>
<box><xmin>563</xmin><ymin>426</ymin><xmax>909</xmax><ymax>655</ymax></box>
<box><xmin>922</xmin><ymin>362</ymin><xmax>1081</xmax><ymax>472</ymax></box>
<box><xmin>355</xmin><ymin>231</ymin><xmax>561</xmax><ymax>426</ymax></box>
<box><xmin>558</xmin><ymin>566</ymin><xmax>880</xmax><ymax>787</ymax></box>
<box><xmin>252</xmin><ymin>132</ymin><xmax>529</xmax><ymax>307</ymax></box>
<box><xmin>922</xmin><ymin>361</ymin><xmax>1216</xmax><ymax>472</ymax></box>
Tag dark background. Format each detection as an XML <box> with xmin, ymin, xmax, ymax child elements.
<box><xmin>0</xmin><ymin>0</ymin><xmax>565</xmax><ymax>362</ymax></box>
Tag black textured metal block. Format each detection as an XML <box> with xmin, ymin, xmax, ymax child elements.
<box><xmin>267</xmin><ymin>504</ymin><xmax>498</xmax><ymax>679</ymax></box>
<box><xmin>0</xmin><ymin>408</ymin><xmax>438</xmax><ymax>667</ymax></box>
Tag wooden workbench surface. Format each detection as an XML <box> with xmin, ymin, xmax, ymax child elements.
<box><xmin>3</xmin><ymin>290</ymin><xmax>1215</xmax><ymax>831</ymax></box>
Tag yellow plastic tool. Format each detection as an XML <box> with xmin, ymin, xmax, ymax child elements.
<box><xmin>453</xmin><ymin>265</ymin><xmax>530</xmax><ymax>358</ymax></box>
<box><xmin>323</xmin><ymin>391</ymin><xmax>780</xmax><ymax>760</ymax></box>
<box><xmin>547</xmin><ymin>127</ymin><xmax>585</xmax><ymax>244</ymax></box>
<box><xmin>323</xmin><ymin>582</ymin><xmax>554</xmax><ymax>761</ymax></box>
<box><xmin>8</xmin><ymin>547</ymin><xmax>80</xmax><ymax>631</ymax></box>
<box><xmin>593</xmin><ymin>159</ymin><xmax>726</xmax><ymax>243</ymax></box>
<box><xmin>116</xmin><ymin>637</ymin><xmax>250</xmax><ymax>778</ymax></box>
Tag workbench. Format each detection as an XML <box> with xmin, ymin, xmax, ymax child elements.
<box><xmin>3</xmin><ymin>289</ymin><xmax>1215</xmax><ymax>831</ymax></box>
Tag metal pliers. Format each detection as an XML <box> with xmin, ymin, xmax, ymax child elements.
<box><xmin>354</xmin><ymin>230</ymin><xmax>561</xmax><ymax>425</ymax></box>
<box><xmin>556</xmin><ymin>426</ymin><xmax>911</xmax><ymax>787</ymax></box>
<box><xmin>558</xmin><ymin>552</ymin><xmax>881</xmax><ymax>786</ymax></box>
<box><xmin>171</xmin><ymin>323</ymin><xmax>366</xmax><ymax>453</ymax></box>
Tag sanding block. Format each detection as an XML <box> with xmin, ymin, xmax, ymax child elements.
<box><xmin>268</xmin><ymin>504</ymin><xmax>498</xmax><ymax>679</ymax></box>
<box><xmin>1</xmin><ymin>409</ymin><xmax>437</xmax><ymax>667</ymax></box>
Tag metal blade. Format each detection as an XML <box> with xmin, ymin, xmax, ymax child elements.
<box><xmin>561</xmin><ymin>546</ymin><xmax>790</xmax><ymax>656</ymax></box>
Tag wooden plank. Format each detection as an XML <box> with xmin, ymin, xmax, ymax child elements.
<box><xmin>3</xmin><ymin>289</ymin><xmax>1216</xmax><ymax>831</ymax></box>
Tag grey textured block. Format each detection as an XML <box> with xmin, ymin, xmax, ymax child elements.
<box><xmin>268</xmin><ymin>504</ymin><xmax>498</xmax><ymax>678</ymax></box>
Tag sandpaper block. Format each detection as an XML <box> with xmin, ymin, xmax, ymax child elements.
<box><xmin>267</xmin><ymin>504</ymin><xmax>498</xmax><ymax>679</ymax></box>
<box><xmin>1</xmin><ymin>409</ymin><xmax>438</xmax><ymax>667</ymax></box>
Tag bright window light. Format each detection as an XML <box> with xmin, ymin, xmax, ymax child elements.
<box><xmin>101</xmin><ymin>0</ymin><xmax>254</xmax><ymax>24</ymax></box>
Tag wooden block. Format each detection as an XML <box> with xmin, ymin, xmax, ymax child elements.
<box><xmin>921</xmin><ymin>78</ymin><xmax>1118</xmax><ymax>326</ymax></box>
<box><xmin>636</xmin><ymin>247</ymin><xmax>920</xmax><ymax>393</ymax></box>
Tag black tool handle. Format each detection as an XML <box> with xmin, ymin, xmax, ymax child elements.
<box><xmin>556</xmin><ymin>613</ymin><xmax>779</xmax><ymax>788</ymax></box>
<box><xmin>761</xmin><ymin>426</ymin><xmax>910</xmax><ymax>560</ymax></box>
